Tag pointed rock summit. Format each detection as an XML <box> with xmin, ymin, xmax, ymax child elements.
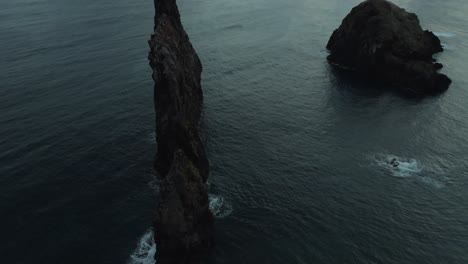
<box><xmin>148</xmin><ymin>0</ymin><xmax>213</xmax><ymax>263</ymax></box>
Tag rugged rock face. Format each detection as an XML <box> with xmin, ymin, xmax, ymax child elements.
<box><xmin>148</xmin><ymin>0</ymin><xmax>213</xmax><ymax>263</ymax></box>
<box><xmin>326</xmin><ymin>0</ymin><xmax>451</xmax><ymax>96</ymax></box>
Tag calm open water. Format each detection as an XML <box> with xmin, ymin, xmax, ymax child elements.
<box><xmin>1</xmin><ymin>0</ymin><xmax>467</xmax><ymax>263</ymax></box>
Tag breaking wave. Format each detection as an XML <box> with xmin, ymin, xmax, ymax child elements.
<box><xmin>372</xmin><ymin>154</ymin><xmax>445</xmax><ymax>188</ymax></box>
<box><xmin>128</xmin><ymin>229</ymin><xmax>156</xmax><ymax>264</ymax></box>
<box><xmin>209</xmin><ymin>194</ymin><xmax>233</xmax><ymax>218</ymax></box>
<box><xmin>374</xmin><ymin>154</ymin><xmax>421</xmax><ymax>177</ymax></box>
<box><xmin>434</xmin><ymin>32</ymin><xmax>456</xmax><ymax>38</ymax></box>
<box><xmin>442</xmin><ymin>43</ymin><xmax>453</xmax><ymax>50</ymax></box>
<box><xmin>127</xmin><ymin>194</ymin><xmax>231</xmax><ymax>264</ymax></box>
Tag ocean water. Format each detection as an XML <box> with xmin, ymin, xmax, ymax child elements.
<box><xmin>1</xmin><ymin>0</ymin><xmax>467</xmax><ymax>263</ymax></box>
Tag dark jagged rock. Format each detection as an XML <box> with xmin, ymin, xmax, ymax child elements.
<box><xmin>326</xmin><ymin>0</ymin><xmax>451</xmax><ymax>96</ymax></box>
<box><xmin>148</xmin><ymin>0</ymin><xmax>213</xmax><ymax>263</ymax></box>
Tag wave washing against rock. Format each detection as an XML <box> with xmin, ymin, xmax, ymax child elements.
<box><xmin>434</xmin><ymin>32</ymin><xmax>456</xmax><ymax>38</ymax></box>
<box><xmin>374</xmin><ymin>154</ymin><xmax>421</xmax><ymax>177</ymax></box>
<box><xmin>148</xmin><ymin>131</ymin><xmax>156</xmax><ymax>144</ymax></box>
<box><xmin>442</xmin><ymin>43</ymin><xmax>454</xmax><ymax>50</ymax></box>
<box><xmin>127</xmin><ymin>194</ymin><xmax>231</xmax><ymax>264</ymax></box>
<box><xmin>128</xmin><ymin>229</ymin><xmax>156</xmax><ymax>264</ymax></box>
<box><xmin>209</xmin><ymin>194</ymin><xmax>233</xmax><ymax>219</ymax></box>
<box><xmin>434</xmin><ymin>32</ymin><xmax>456</xmax><ymax>51</ymax></box>
<box><xmin>148</xmin><ymin>176</ymin><xmax>159</xmax><ymax>192</ymax></box>
<box><xmin>372</xmin><ymin>154</ymin><xmax>445</xmax><ymax>188</ymax></box>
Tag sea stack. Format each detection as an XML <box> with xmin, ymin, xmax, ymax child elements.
<box><xmin>326</xmin><ymin>0</ymin><xmax>451</xmax><ymax>96</ymax></box>
<box><xmin>148</xmin><ymin>0</ymin><xmax>213</xmax><ymax>263</ymax></box>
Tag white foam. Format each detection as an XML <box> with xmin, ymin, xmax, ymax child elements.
<box><xmin>393</xmin><ymin>159</ymin><xmax>421</xmax><ymax>177</ymax></box>
<box><xmin>373</xmin><ymin>154</ymin><xmax>446</xmax><ymax>188</ymax></box>
<box><xmin>419</xmin><ymin>175</ymin><xmax>445</xmax><ymax>189</ymax></box>
<box><xmin>127</xmin><ymin>195</ymin><xmax>231</xmax><ymax>264</ymax></box>
<box><xmin>319</xmin><ymin>49</ymin><xmax>329</xmax><ymax>59</ymax></box>
<box><xmin>128</xmin><ymin>229</ymin><xmax>156</xmax><ymax>264</ymax></box>
<box><xmin>209</xmin><ymin>194</ymin><xmax>233</xmax><ymax>218</ymax></box>
<box><xmin>374</xmin><ymin>154</ymin><xmax>421</xmax><ymax>177</ymax></box>
<box><xmin>442</xmin><ymin>43</ymin><xmax>453</xmax><ymax>50</ymax></box>
<box><xmin>434</xmin><ymin>32</ymin><xmax>456</xmax><ymax>38</ymax></box>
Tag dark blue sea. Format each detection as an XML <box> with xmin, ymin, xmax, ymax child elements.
<box><xmin>1</xmin><ymin>0</ymin><xmax>467</xmax><ymax>263</ymax></box>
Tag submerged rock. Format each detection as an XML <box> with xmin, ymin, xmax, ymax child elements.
<box><xmin>148</xmin><ymin>0</ymin><xmax>213</xmax><ymax>263</ymax></box>
<box><xmin>326</xmin><ymin>0</ymin><xmax>451</xmax><ymax>96</ymax></box>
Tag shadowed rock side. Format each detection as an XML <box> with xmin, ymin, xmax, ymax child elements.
<box><xmin>327</xmin><ymin>0</ymin><xmax>451</xmax><ymax>96</ymax></box>
<box><xmin>148</xmin><ymin>0</ymin><xmax>213</xmax><ymax>263</ymax></box>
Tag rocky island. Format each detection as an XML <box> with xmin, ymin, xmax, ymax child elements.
<box><xmin>326</xmin><ymin>0</ymin><xmax>452</xmax><ymax>96</ymax></box>
<box><xmin>148</xmin><ymin>0</ymin><xmax>213</xmax><ymax>263</ymax></box>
